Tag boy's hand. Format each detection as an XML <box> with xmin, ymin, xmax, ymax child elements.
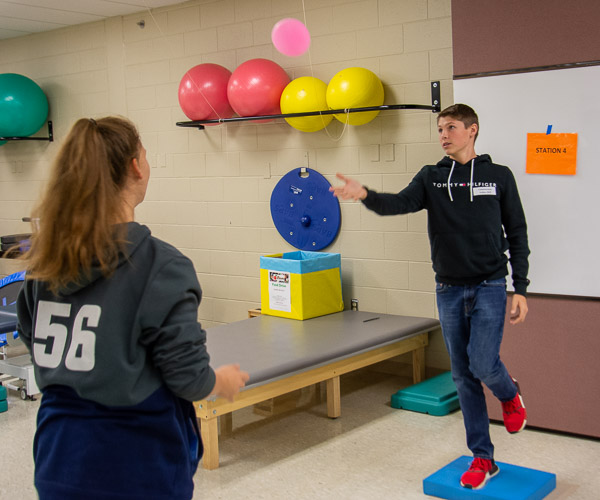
<box><xmin>211</xmin><ymin>364</ymin><xmax>250</xmax><ymax>402</ymax></box>
<box><xmin>510</xmin><ymin>294</ymin><xmax>528</xmax><ymax>324</ymax></box>
<box><xmin>329</xmin><ymin>173</ymin><xmax>368</xmax><ymax>201</ymax></box>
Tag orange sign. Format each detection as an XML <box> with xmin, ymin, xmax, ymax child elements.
<box><xmin>526</xmin><ymin>133</ymin><xmax>578</xmax><ymax>175</ymax></box>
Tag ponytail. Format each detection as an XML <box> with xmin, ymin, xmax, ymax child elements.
<box><xmin>25</xmin><ymin>116</ymin><xmax>140</xmax><ymax>294</ymax></box>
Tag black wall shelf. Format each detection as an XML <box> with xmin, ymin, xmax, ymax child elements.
<box><xmin>176</xmin><ymin>81</ymin><xmax>441</xmax><ymax>130</ymax></box>
<box><xmin>0</xmin><ymin>121</ymin><xmax>54</xmax><ymax>142</ymax></box>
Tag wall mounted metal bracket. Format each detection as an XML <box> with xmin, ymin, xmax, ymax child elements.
<box><xmin>0</xmin><ymin>121</ymin><xmax>54</xmax><ymax>142</ymax></box>
<box><xmin>176</xmin><ymin>82</ymin><xmax>441</xmax><ymax>130</ymax></box>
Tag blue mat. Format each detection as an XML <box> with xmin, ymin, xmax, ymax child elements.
<box><xmin>423</xmin><ymin>456</ymin><xmax>556</xmax><ymax>500</ymax></box>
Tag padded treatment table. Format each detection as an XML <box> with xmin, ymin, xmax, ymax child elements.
<box><xmin>194</xmin><ymin>310</ymin><xmax>440</xmax><ymax>469</ymax></box>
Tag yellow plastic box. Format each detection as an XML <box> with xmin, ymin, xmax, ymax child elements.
<box><xmin>260</xmin><ymin>251</ymin><xmax>343</xmax><ymax>320</ymax></box>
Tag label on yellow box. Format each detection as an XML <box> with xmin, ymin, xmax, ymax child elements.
<box><xmin>266</xmin><ymin>270</ymin><xmax>291</xmax><ymax>312</ymax></box>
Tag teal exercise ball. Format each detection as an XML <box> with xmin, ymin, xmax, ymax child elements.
<box><xmin>0</xmin><ymin>73</ymin><xmax>49</xmax><ymax>137</ymax></box>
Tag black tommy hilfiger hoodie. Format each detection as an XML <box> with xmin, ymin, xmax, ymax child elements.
<box><xmin>362</xmin><ymin>154</ymin><xmax>530</xmax><ymax>295</ymax></box>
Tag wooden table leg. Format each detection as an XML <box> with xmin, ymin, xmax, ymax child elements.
<box><xmin>326</xmin><ymin>376</ymin><xmax>341</xmax><ymax>418</ymax></box>
<box><xmin>200</xmin><ymin>417</ymin><xmax>220</xmax><ymax>470</ymax></box>
<box><xmin>220</xmin><ymin>412</ymin><xmax>233</xmax><ymax>437</ymax></box>
<box><xmin>412</xmin><ymin>345</ymin><xmax>425</xmax><ymax>384</ymax></box>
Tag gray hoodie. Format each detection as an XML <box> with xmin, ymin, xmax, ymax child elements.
<box><xmin>17</xmin><ymin>222</ymin><xmax>216</xmax><ymax>406</ymax></box>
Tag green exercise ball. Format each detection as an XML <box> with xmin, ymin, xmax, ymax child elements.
<box><xmin>0</xmin><ymin>73</ymin><xmax>49</xmax><ymax>137</ymax></box>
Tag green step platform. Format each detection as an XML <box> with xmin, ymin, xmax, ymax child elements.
<box><xmin>0</xmin><ymin>385</ymin><xmax>7</xmax><ymax>413</ymax></box>
<box><xmin>391</xmin><ymin>371</ymin><xmax>459</xmax><ymax>416</ymax></box>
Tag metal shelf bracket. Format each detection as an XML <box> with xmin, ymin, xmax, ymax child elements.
<box><xmin>176</xmin><ymin>81</ymin><xmax>441</xmax><ymax>130</ymax></box>
<box><xmin>0</xmin><ymin>121</ymin><xmax>54</xmax><ymax>143</ymax></box>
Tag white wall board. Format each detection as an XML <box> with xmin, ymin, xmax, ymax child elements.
<box><xmin>454</xmin><ymin>66</ymin><xmax>600</xmax><ymax>297</ymax></box>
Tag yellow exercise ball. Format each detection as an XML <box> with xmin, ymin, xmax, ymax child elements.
<box><xmin>326</xmin><ymin>67</ymin><xmax>384</xmax><ymax>125</ymax></box>
<box><xmin>280</xmin><ymin>76</ymin><xmax>333</xmax><ymax>132</ymax></box>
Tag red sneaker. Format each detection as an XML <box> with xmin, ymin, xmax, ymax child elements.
<box><xmin>502</xmin><ymin>379</ymin><xmax>527</xmax><ymax>434</ymax></box>
<box><xmin>460</xmin><ymin>457</ymin><xmax>499</xmax><ymax>489</ymax></box>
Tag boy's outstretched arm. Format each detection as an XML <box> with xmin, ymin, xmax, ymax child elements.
<box><xmin>329</xmin><ymin>173</ymin><xmax>367</xmax><ymax>201</ymax></box>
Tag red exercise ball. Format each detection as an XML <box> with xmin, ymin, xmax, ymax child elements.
<box><xmin>178</xmin><ymin>63</ymin><xmax>234</xmax><ymax>122</ymax></box>
<box><xmin>227</xmin><ymin>59</ymin><xmax>290</xmax><ymax>118</ymax></box>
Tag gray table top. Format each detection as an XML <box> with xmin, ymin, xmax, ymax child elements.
<box><xmin>205</xmin><ymin>310</ymin><xmax>440</xmax><ymax>388</ymax></box>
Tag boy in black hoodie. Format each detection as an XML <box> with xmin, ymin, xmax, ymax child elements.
<box><xmin>330</xmin><ymin>104</ymin><xmax>529</xmax><ymax>490</ymax></box>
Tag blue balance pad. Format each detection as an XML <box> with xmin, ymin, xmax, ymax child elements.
<box><xmin>423</xmin><ymin>456</ymin><xmax>556</xmax><ymax>500</ymax></box>
<box><xmin>391</xmin><ymin>371</ymin><xmax>459</xmax><ymax>416</ymax></box>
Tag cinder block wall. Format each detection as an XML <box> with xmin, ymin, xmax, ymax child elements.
<box><xmin>0</xmin><ymin>0</ymin><xmax>453</xmax><ymax>370</ymax></box>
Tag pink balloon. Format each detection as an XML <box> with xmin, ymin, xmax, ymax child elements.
<box><xmin>271</xmin><ymin>18</ymin><xmax>311</xmax><ymax>57</ymax></box>
<box><xmin>178</xmin><ymin>63</ymin><xmax>234</xmax><ymax>123</ymax></box>
<box><xmin>227</xmin><ymin>59</ymin><xmax>290</xmax><ymax>118</ymax></box>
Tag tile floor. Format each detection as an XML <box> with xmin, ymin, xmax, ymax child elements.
<box><xmin>1</xmin><ymin>368</ymin><xmax>599</xmax><ymax>500</ymax></box>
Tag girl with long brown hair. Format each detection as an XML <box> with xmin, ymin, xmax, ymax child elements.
<box><xmin>17</xmin><ymin>116</ymin><xmax>248</xmax><ymax>500</ymax></box>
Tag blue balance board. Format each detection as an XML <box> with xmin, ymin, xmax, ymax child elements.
<box><xmin>270</xmin><ymin>167</ymin><xmax>341</xmax><ymax>251</ymax></box>
<box><xmin>423</xmin><ymin>455</ymin><xmax>556</xmax><ymax>500</ymax></box>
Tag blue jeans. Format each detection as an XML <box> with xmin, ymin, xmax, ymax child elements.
<box><xmin>436</xmin><ymin>278</ymin><xmax>517</xmax><ymax>460</ymax></box>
